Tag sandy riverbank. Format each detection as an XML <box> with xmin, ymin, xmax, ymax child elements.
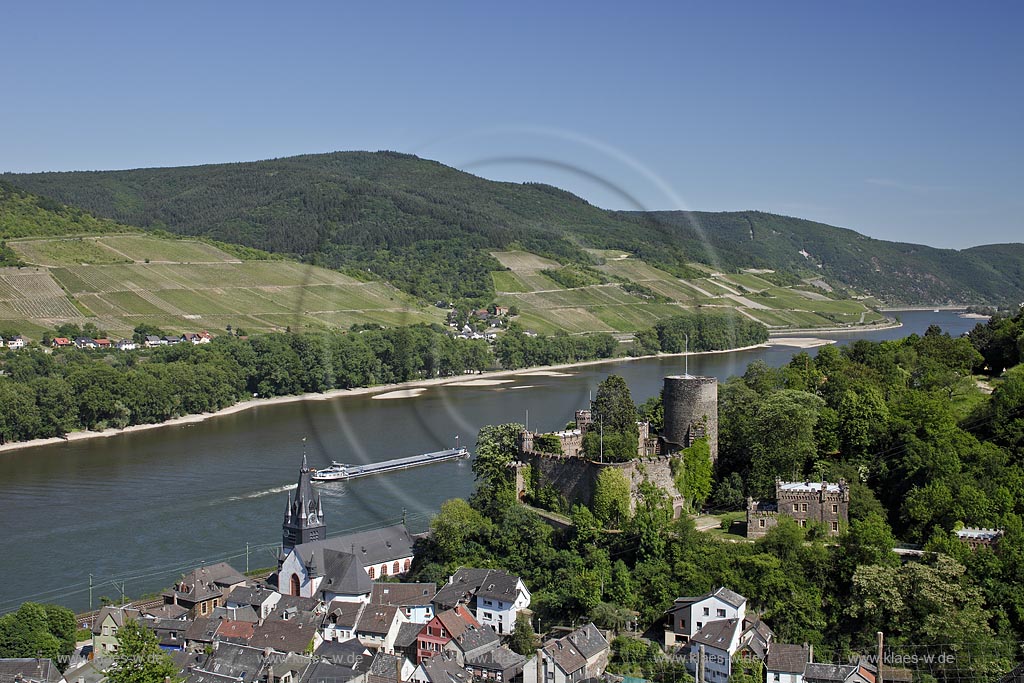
<box><xmin>768</xmin><ymin>319</ymin><xmax>902</xmax><ymax>335</ymax></box>
<box><xmin>768</xmin><ymin>337</ymin><xmax>836</xmax><ymax>349</ymax></box>
<box><xmin>0</xmin><ymin>341</ymin><xmax>773</xmax><ymax>456</ymax></box>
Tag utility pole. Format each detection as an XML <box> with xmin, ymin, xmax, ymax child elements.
<box><xmin>877</xmin><ymin>631</ymin><xmax>885</xmax><ymax>683</ymax></box>
<box><xmin>684</xmin><ymin>332</ymin><xmax>689</xmax><ymax>376</ymax></box>
<box><xmin>89</xmin><ymin>574</ymin><xmax>93</xmax><ymax>611</ymax></box>
<box><xmin>246</xmin><ymin>543</ymin><xmax>250</xmax><ymax>574</ymax></box>
<box><xmin>697</xmin><ymin>644</ymin><xmax>705</xmax><ymax>683</ymax></box>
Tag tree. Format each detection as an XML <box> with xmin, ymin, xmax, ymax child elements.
<box><xmin>847</xmin><ymin>555</ymin><xmax>995</xmax><ymax>659</ymax></box>
<box><xmin>107</xmin><ymin>619</ymin><xmax>182</xmax><ymax>683</ymax></box>
<box><xmin>710</xmin><ymin>472</ymin><xmax>746</xmax><ymax>511</ymax></box>
<box><xmin>431</xmin><ymin>498</ymin><xmax>491</xmax><ymax>558</ymax></box>
<box><xmin>473</xmin><ymin>423</ymin><xmax>525</xmax><ymax>498</ymax></box>
<box><xmin>592</xmin><ymin>468</ymin><xmax>631</xmax><ymax>528</ymax></box>
<box><xmin>673</xmin><ymin>439</ymin><xmax>712</xmax><ymax>512</ymax></box>
<box><xmin>628</xmin><ymin>481</ymin><xmax>672</xmax><ymax>561</ymax></box>
<box><xmin>0</xmin><ymin>602</ymin><xmax>76</xmax><ymax>670</ymax></box>
<box><xmin>509</xmin><ymin>613</ymin><xmax>539</xmax><ymax>655</ymax></box>
<box><xmin>591</xmin><ymin>602</ymin><xmax>635</xmax><ymax>631</ymax></box>
<box><xmin>132</xmin><ymin>323</ymin><xmax>165</xmax><ymax>345</ymax></box>
<box><xmin>592</xmin><ymin>375</ymin><xmax>638</xmax><ymax>436</ymax></box>
<box><xmin>748</xmin><ymin>390</ymin><xmax>825</xmax><ymax>496</ymax></box>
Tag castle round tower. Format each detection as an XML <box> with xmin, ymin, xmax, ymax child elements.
<box><xmin>662</xmin><ymin>375</ymin><xmax>718</xmax><ymax>464</ymax></box>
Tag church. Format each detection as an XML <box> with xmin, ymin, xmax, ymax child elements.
<box><xmin>276</xmin><ymin>455</ymin><xmax>417</xmax><ymax>601</ymax></box>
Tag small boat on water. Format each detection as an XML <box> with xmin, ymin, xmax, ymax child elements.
<box><xmin>311</xmin><ymin>447</ymin><xmax>470</xmax><ymax>482</ymax></box>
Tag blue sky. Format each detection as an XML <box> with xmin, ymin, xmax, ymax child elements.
<box><xmin>1</xmin><ymin>1</ymin><xmax>1020</xmax><ymax>248</ymax></box>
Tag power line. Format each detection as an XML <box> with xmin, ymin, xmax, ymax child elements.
<box><xmin>0</xmin><ymin>510</ymin><xmax>436</xmax><ymax>615</ymax></box>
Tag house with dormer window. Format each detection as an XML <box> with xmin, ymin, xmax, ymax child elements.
<box><xmin>432</xmin><ymin>568</ymin><xmax>530</xmax><ymax>635</ymax></box>
<box><xmin>416</xmin><ymin>605</ymin><xmax>479</xmax><ymax>664</ymax></box>
<box><xmin>663</xmin><ymin>586</ymin><xmax>746</xmax><ymax>648</ymax></box>
<box><xmin>522</xmin><ymin>623</ymin><xmax>610</xmax><ymax>683</ymax></box>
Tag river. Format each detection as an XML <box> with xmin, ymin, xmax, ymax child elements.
<box><xmin>0</xmin><ymin>310</ymin><xmax>981</xmax><ymax>613</ymax></box>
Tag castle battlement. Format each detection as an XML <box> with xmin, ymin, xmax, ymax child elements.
<box><xmin>747</xmin><ymin>479</ymin><xmax>850</xmax><ymax>538</ymax></box>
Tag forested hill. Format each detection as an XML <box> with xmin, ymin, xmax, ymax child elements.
<box><xmin>0</xmin><ymin>180</ymin><xmax>135</xmax><ymax>240</ymax></box>
<box><xmin>628</xmin><ymin>211</ymin><xmax>1024</xmax><ymax>307</ymax></box>
<box><xmin>5</xmin><ymin>152</ymin><xmax>1023</xmax><ymax>306</ymax></box>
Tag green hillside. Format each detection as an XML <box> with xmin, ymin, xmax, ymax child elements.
<box><xmin>0</xmin><ymin>188</ymin><xmax>443</xmax><ymax>339</ymax></box>
<box><xmin>4</xmin><ymin>151</ymin><xmax>1022</xmax><ymax>307</ymax></box>
<box><xmin>628</xmin><ymin>211</ymin><xmax>1024</xmax><ymax>307</ymax></box>
<box><xmin>0</xmin><ymin>184</ymin><xmax>893</xmax><ymax>342</ymax></box>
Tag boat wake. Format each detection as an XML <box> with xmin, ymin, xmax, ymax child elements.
<box><xmin>228</xmin><ymin>484</ymin><xmax>293</xmax><ymax>501</ymax></box>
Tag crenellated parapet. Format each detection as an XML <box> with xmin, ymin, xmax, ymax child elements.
<box><xmin>747</xmin><ymin>479</ymin><xmax>850</xmax><ymax>538</ymax></box>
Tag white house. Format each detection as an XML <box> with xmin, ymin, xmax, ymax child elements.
<box><xmin>323</xmin><ymin>600</ymin><xmax>365</xmax><ymax>644</ymax></box>
<box><xmin>354</xmin><ymin>604</ymin><xmax>409</xmax><ymax>652</ymax></box>
<box><xmin>688</xmin><ymin>619</ymin><xmax>742</xmax><ymax>683</ymax></box>
<box><xmin>432</xmin><ymin>569</ymin><xmax>531</xmax><ymax>636</ymax></box>
<box><xmin>115</xmin><ymin>339</ymin><xmax>138</xmax><ymax>351</ymax></box>
<box><xmin>766</xmin><ymin>643</ymin><xmax>811</xmax><ymax>683</ymax></box>
<box><xmin>372</xmin><ymin>583</ymin><xmax>436</xmax><ymax>624</ymax></box>
<box><xmin>664</xmin><ymin>586</ymin><xmax>747</xmax><ymax>647</ymax></box>
<box><xmin>225</xmin><ymin>585</ymin><xmax>281</xmax><ymax>622</ymax></box>
<box><xmin>685</xmin><ymin>615</ymin><xmax>775</xmax><ymax>683</ymax></box>
<box><xmin>5</xmin><ymin>336</ymin><xmax>25</xmax><ymax>350</ymax></box>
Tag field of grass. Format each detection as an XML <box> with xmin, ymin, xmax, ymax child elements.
<box><xmin>491</xmin><ymin>250</ymin><xmax>561</xmax><ymax>271</ymax></box>
<box><xmin>1</xmin><ymin>236</ymin><xmax>442</xmax><ymax>339</ymax></box>
<box><xmin>497</xmin><ymin>251</ymin><xmax>885</xmax><ymax>335</ymax></box>
<box><xmin>11</xmin><ymin>234</ymin><xmax>245</xmax><ymax>268</ymax></box>
<box><xmin>0</xmin><ymin>235</ymin><xmax>887</xmax><ymax>342</ymax></box>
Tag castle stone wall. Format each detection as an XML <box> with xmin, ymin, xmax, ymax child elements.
<box><xmin>662</xmin><ymin>375</ymin><xmax>718</xmax><ymax>464</ymax></box>
<box><xmin>516</xmin><ymin>452</ymin><xmax>687</xmax><ymax>518</ymax></box>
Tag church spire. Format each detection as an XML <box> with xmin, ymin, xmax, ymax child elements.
<box><xmin>281</xmin><ymin>445</ymin><xmax>326</xmax><ymax>554</ymax></box>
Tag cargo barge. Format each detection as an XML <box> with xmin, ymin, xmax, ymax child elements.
<box><xmin>310</xmin><ymin>446</ymin><xmax>470</xmax><ymax>482</ymax></box>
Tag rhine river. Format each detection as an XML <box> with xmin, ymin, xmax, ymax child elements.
<box><xmin>0</xmin><ymin>310</ymin><xmax>980</xmax><ymax>613</ymax></box>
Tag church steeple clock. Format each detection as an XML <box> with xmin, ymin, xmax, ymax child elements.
<box><xmin>282</xmin><ymin>453</ymin><xmax>326</xmax><ymax>552</ymax></box>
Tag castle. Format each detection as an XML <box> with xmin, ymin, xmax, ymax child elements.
<box><xmin>514</xmin><ymin>374</ymin><xmax>718</xmax><ymax>518</ymax></box>
<box><xmin>746</xmin><ymin>478</ymin><xmax>850</xmax><ymax>538</ymax></box>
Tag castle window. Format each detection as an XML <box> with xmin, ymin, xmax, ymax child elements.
<box><xmin>382</xmin><ymin>564</ymin><xmax>389</xmax><ymax>576</ymax></box>
<box><xmin>802</xmin><ymin>503</ymin><xmax>808</xmax><ymax>512</ymax></box>
<box><xmin>404</xmin><ymin>559</ymin><xmax>412</xmax><ymax>571</ymax></box>
<box><xmin>759</xmin><ymin>519</ymin><xmax>765</xmax><ymax>528</ymax></box>
<box><xmin>832</xmin><ymin>522</ymin><xmax>839</xmax><ymax>532</ymax></box>
<box><xmin>368</xmin><ymin>567</ymin><xmax>375</xmax><ymax>579</ymax></box>
<box><xmin>393</xmin><ymin>561</ymin><xmax>400</xmax><ymax>574</ymax></box>
<box><xmin>290</xmin><ymin>574</ymin><xmax>301</xmax><ymax>596</ymax></box>
<box><xmin>793</xmin><ymin>504</ymin><xmax>799</xmax><ymax>512</ymax></box>
<box><xmin>832</xmin><ymin>504</ymin><xmax>838</xmax><ymax>513</ymax></box>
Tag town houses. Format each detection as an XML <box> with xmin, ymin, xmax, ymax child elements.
<box><xmin>0</xmin><ymin>330</ymin><xmax>214</xmax><ymax>352</ymax></box>
<box><xmin>5</xmin><ymin>451</ymin><xmax>915</xmax><ymax>683</ymax></box>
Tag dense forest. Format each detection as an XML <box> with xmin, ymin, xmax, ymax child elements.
<box><xmin>0</xmin><ymin>307</ymin><xmax>770</xmax><ymax>445</ymax></box>
<box><xmin>0</xmin><ymin>323</ymin><xmax>623</xmax><ymax>445</ymax></box>
<box><xmin>413</xmin><ymin>313</ymin><xmax>1024</xmax><ymax>680</ymax></box>
<box><xmin>6</xmin><ymin>152</ymin><xmax>1024</xmax><ymax>306</ymax></box>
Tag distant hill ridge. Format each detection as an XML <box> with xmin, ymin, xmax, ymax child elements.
<box><xmin>4</xmin><ymin>151</ymin><xmax>1023</xmax><ymax>306</ymax></box>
